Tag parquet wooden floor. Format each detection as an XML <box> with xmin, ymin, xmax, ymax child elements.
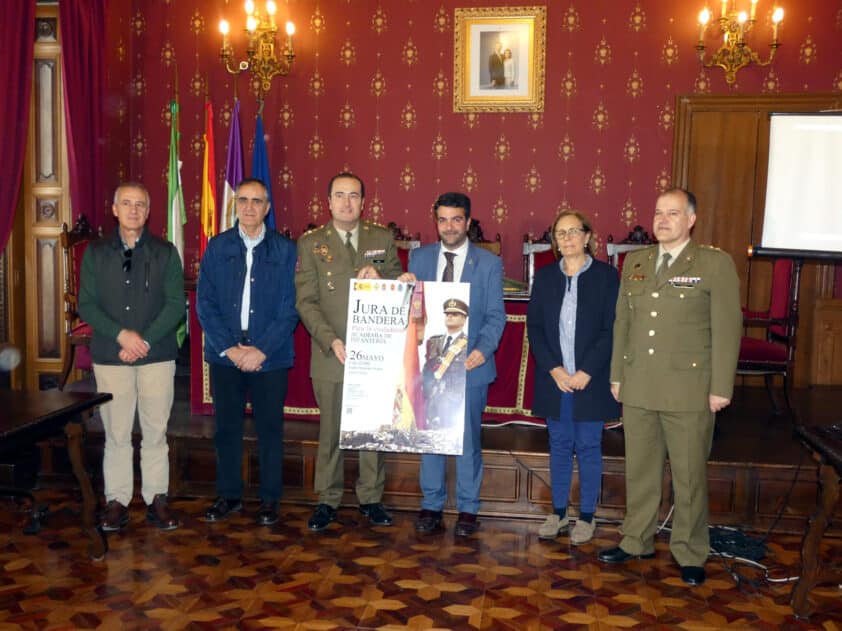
<box><xmin>1</xmin><ymin>493</ymin><xmax>840</xmax><ymax>630</ymax></box>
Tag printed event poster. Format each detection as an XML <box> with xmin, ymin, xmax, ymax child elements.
<box><xmin>339</xmin><ymin>279</ymin><xmax>470</xmax><ymax>455</ymax></box>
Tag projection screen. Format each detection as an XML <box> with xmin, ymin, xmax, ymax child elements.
<box><xmin>761</xmin><ymin>112</ymin><xmax>842</xmax><ymax>256</ymax></box>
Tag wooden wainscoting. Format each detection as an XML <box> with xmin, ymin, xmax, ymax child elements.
<box><xmin>29</xmin><ymin>417</ymin><xmax>841</xmax><ymax>537</ymax></box>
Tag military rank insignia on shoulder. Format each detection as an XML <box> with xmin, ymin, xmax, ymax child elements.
<box><xmin>301</xmin><ymin>225</ymin><xmax>324</xmax><ymax>238</ymax></box>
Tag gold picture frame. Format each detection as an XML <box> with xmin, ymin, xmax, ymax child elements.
<box><xmin>453</xmin><ymin>6</ymin><xmax>547</xmax><ymax>112</ymax></box>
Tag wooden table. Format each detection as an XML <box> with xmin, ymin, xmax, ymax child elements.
<box><xmin>791</xmin><ymin>423</ymin><xmax>842</xmax><ymax>618</ymax></box>
<box><xmin>0</xmin><ymin>389</ymin><xmax>112</xmax><ymax>560</ymax></box>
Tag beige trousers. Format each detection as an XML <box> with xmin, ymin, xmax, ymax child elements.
<box><xmin>93</xmin><ymin>361</ymin><xmax>176</xmax><ymax>506</ymax></box>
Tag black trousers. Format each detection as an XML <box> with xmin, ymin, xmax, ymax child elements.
<box><xmin>209</xmin><ymin>363</ymin><xmax>289</xmax><ymax>503</ymax></box>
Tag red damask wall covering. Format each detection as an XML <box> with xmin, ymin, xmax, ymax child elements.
<box><xmin>102</xmin><ymin>1</ymin><xmax>842</xmax><ymax>279</ymax></box>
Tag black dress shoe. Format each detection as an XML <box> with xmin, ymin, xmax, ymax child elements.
<box><xmin>101</xmin><ymin>500</ymin><xmax>129</xmax><ymax>532</ymax></box>
<box><xmin>680</xmin><ymin>565</ymin><xmax>706</xmax><ymax>586</ymax></box>
<box><xmin>308</xmin><ymin>504</ymin><xmax>338</xmax><ymax>531</ymax></box>
<box><xmin>256</xmin><ymin>502</ymin><xmax>279</xmax><ymax>526</ymax></box>
<box><xmin>205</xmin><ymin>497</ymin><xmax>243</xmax><ymax>522</ymax></box>
<box><xmin>146</xmin><ymin>494</ymin><xmax>179</xmax><ymax>531</ymax></box>
<box><xmin>359</xmin><ymin>503</ymin><xmax>393</xmax><ymax>526</ymax></box>
<box><xmin>597</xmin><ymin>546</ymin><xmax>656</xmax><ymax>564</ymax></box>
<box><xmin>454</xmin><ymin>512</ymin><xmax>479</xmax><ymax>537</ymax></box>
<box><xmin>415</xmin><ymin>509</ymin><xmax>444</xmax><ymax>533</ymax></box>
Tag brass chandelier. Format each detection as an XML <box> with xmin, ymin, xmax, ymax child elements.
<box><xmin>696</xmin><ymin>0</ymin><xmax>783</xmax><ymax>84</ymax></box>
<box><xmin>219</xmin><ymin>0</ymin><xmax>295</xmax><ymax>96</ymax></box>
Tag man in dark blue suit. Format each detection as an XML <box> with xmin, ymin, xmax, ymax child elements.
<box><xmin>404</xmin><ymin>192</ymin><xmax>505</xmax><ymax>536</ymax></box>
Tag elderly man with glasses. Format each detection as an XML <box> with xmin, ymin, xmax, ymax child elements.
<box><xmin>79</xmin><ymin>181</ymin><xmax>185</xmax><ymax>532</ymax></box>
<box><xmin>197</xmin><ymin>178</ymin><xmax>299</xmax><ymax>527</ymax></box>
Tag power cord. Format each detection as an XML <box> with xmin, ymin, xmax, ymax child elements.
<box><xmin>505</xmin><ymin>438</ymin><xmax>808</xmax><ymax>590</ymax></box>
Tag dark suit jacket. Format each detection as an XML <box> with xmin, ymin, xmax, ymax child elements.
<box><xmin>488</xmin><ymin>52</ymin><xmax>505</xmax><ymax>86</ymax></box>
<box><xmin>527</xmin><ymin>258</ymin><xmax>621</xmax><ymax>421</ymax></box>
<box><xmin>409</xmin><ymin>242</ymin><xmax>505</xmax><ymax>388</ymax></box>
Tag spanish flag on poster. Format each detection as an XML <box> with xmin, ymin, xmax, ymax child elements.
<box><xmin>393</xmin><ymin>283</ymin><xmax>426</xmax><ymax>431</ymax></box>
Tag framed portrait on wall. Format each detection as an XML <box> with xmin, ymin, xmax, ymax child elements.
<box><xmin>453</xmin><ymin>6</ymin><xmax>547</xmax><ymax>112</ymax></box>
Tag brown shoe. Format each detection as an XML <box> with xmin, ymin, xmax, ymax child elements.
<box><xmin>146</xmin><ymin>494</ymin><xmax>179</xmax><ymax>531</ymax></box>
<box><xmin>101</xmin><ymin>500</ymin><xmax>129</xmax><ymax>532</ymax></box>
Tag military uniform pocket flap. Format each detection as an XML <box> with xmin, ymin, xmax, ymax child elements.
<box><xmin>669</xmin><ymin>352</ymin><xmax>709</xmax><ymax>371</ymax></box>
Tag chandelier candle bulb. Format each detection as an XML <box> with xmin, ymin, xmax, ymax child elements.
<box><xmin>698</xmin><ymin>8</ymin><xmax>710</xmax><ymax>43</ymax></box>
<box><xmin>750</xmin><ymin>0</ymin><xmax>758</xmax><ymax>20</ymax></box>
<box><xmin>286</xmin><ymin>21</ymin><xmax>295</xmax><ymax>53</ymax></box>
<box><xmin>772</xmin><ymin>7</ymin><xmax>783</xmax><ymax>41</ymax></box>
<box><xmin>219</xmin><ymin>19</ymin><xmax>229</xmax><ymax>48</ymax></box>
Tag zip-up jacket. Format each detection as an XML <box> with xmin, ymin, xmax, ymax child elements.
<box><xmin>79</xmin><ymin>226</ymin><xmax>184</xmax><ymax>365</ymax></box>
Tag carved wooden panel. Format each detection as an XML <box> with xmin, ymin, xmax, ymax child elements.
<box><xmin>812</xmin><ymin>299</ymin><xmax>842</xmax><ymax>385</ymax></box>
<box><xmin>35</xmin><ymin>17</ymin><xmax>57</xmax><ymax>43</ymax></box>
<box><xmin>36</xmin><ymin>198</ymin><xmax>59</xmax><ymax>225</ymax></box>
<box><xmin>35</xmin><ymin>237</ymin><xmax>59</xmax><ymax>358</ymax></box>
<box><xmin>34</xmin><ymin>58</ymin><xmax>59</xmax><ymax>184</ymax></box>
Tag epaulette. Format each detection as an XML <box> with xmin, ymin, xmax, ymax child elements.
<box><xmin>300</xmin><ymin>224</ymin><xmax>328</xmax><ymax>238</ymax></box>
<box><xmin>701</xmin><ymin>244</ymin><xmax>722</xmax><ymax>251</ymax></box>
<box><xmin>361</xmin><ymin>220</ymin><xmax>387</xmax><ymax>230</ymax></box>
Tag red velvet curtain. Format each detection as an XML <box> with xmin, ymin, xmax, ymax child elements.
<box><xmin>0</xmin><ymin>0</ymin><xmax>36</xmax><ymax>253</ymax></box>
<box><xmin>60</xmin><ymin>0</ymin><xmax>107</xmax><ymax>230</ymax></box>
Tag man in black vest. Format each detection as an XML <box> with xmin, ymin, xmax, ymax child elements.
<box><xmin>79</xmin><ymin>182</ymin><xmax>185</xmax><ymax>532</ymax></box>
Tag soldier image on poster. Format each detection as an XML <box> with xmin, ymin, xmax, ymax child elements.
<box><xmin>422</xmin><ymin>298</ymin><xmax>469</xmax><ymax>430</ymax></box>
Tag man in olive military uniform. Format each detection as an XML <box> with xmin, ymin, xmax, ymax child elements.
<box><xmin>423</xmin><ymin>298</ymin><xmax>469</xmax><ymax>430</ymax></box>
<box><xmin>295</xmin><ymin>172</ymin><xmax>403</xmax><ymax>531</ymax></box>
<box><xmin>598</xmin><ymin>188</ymin><xmax>741</xmax><ymax>587</ymax></box>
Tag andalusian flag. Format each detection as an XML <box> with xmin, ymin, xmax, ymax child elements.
<box><xmin>251</xmin><ymin>112</ymin><xmax>276</xmax><ymax>230</ymax></box>
<box><xmin>167</xmin><ymin>99</ymin><xmax>186</xmax><ymax>267</ymax></box>
<box><xmin>220</xmin><ymin>99</ymin><xmax>243</xmax><ymax>232</ymax></box>
<box><xmin>199</xmin><ymin>101</ymin><xmax>216</xmax><ymax>257</ymax></box>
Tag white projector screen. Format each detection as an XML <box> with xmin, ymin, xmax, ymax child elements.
<box><xmin>761</xmin><ymin>112</ymin><xmax>842</xmax><ymax>255</ymax></box>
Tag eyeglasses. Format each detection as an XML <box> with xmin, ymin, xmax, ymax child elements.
<box><xmin>554</xmin><ymin>227</ymin><xmax>587</xmax><ymax>239</ymax></box>
<box><xmin>122</xmin><ymin>247</ymin><xmax>133</xmax><ymax>273</ymax></box>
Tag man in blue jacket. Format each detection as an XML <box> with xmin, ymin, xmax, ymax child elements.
<box><xmin>405</xmin><ymin>192</ymin><xmax>505</xmax><ymax>536</ymax></box>
<box><xmin>197</xmin><ymin>178</ymin><xmax>299</xmax><ymax>527</ymax></box>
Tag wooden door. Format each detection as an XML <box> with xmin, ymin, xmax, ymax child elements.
<box><xmin>673</xmin><ymin>94</ymin><xmax>842</xmax><ymax>386</ymax></box>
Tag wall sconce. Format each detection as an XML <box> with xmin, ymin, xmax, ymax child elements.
<box><xmin>219</xmin><ymin>0</ymin><xmax>295</xmax><ymax>96</ymax></box>
<box><xmin>696</xmin><ymin>0</ymin><xmax>783</xmax><ymax>84</ymax></box>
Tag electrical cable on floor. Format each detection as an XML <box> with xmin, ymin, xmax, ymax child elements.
<box><xmin>656</xmin><ymin>504</ymin><xmax>673</xmax><ymax>535</ymax></box>
<box><xmin>507</xmin><ymin>434</ymin><xmax>810</xmax><ymax>588</ymax></box>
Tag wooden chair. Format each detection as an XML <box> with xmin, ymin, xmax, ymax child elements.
<box><xmin>473</xmin><ymin>233</ymin><xmax>502</xmax><ymax>256</ymax></box>
<box><xmin>59</xmin><ymin>215</ymin><xmax>101</xmax><ymax>390</ymax></box>
<box><xmin>606</xmin><ymin>226</ymin><xmax>653</xmax><ymax>273</ymax></box>
<box><xmin>606</xmin><ymin>242</ymin><xmax>649</xmax><ymax>273</ymax></box>
<box><xmin>395</xmin><ymin>238</ymin><xmax>421</xmax><ymax>271</ymax></box>
<box><xmin>522</xmin><ymin>235</ymin><xmax>555</xmax><ymax>294</ymax></box>
<box><xmin>737</xmin><ymin>258</ymin><xmax>796</xmax><ymax>414</ymax></box>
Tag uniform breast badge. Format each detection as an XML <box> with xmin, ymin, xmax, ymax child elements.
<box><xmin>668</xmin><ymin>276</ymin><xmax>701</xmax><ymax>288</ymax></box>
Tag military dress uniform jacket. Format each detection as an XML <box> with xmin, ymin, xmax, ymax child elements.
<box><xmin>422</xmin><ymin>332</ymin><xmax>467</xmax><ymax>428</ymax></box>
<box><xmin>295</xmin><ymin>221</ymin><xmax>403</xmax><ymax>383</ymax></box>
<box><xmin>610</xmin><ymin>239</ymin><xmax>742</xmax><ymax>412</ymax></box>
